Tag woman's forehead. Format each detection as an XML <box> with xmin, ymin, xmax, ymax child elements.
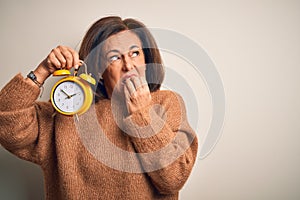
<box><xmin>103</xmin><ymin>30</ymin><xmax>142</xmax><ymax>54</ymax></box>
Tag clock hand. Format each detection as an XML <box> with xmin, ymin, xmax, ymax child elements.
<box><xmin>70</xmin><ymin>93</ymin><xmax>78</xmax><ymax>98</ymax></box>
<box><xmin>60</xmin><ymin>89</ymin><xmax>71</xmax><ymax>99</ymax></box>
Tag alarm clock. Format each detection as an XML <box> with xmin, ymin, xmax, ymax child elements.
<box><xmin>50</xmin><ymin>61</ymin><xmax>96</xmax><ymax>116</ymax></box>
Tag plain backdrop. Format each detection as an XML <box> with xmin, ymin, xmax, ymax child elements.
<box><xmin>0</xmin><ymin>0</ymin><xmax>300</xmax><ymax>199</ymax></box>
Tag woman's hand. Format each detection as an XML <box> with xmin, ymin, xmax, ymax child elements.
<box><xmin>123</xmin><ymin>66</ymin><xmax>152</xmax><ymax>114</ymax></box>
<box><xmin>33</xmin><ymin>45</ymin><xmax>80</xmax><ymax>84</ymax></box>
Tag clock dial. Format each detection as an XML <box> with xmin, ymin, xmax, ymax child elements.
<box><xmin>52</xmin><ymin>81</ymin><xmax>85</xmax><ymax>113</ymax></box>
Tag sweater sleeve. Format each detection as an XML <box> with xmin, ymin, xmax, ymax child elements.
<box><xmin>0</xmin><ymin>74</ymin><xmax>55</xmax><ymax>165</ymax></box>
<box><xmin>122</xmin><ymin>91</ymin><xmax>198</xmax><ymax>194</ymax></box>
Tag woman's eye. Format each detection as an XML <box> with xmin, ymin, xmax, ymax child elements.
<box><xmin>108</xmin><ymin>55</ymin><xmax>120</xmax><ymax>63</ymax></box>
<box><xmin>130</xmin><ymin>51</ymin><xmax>140</xmax><ymax>58</ymax></box>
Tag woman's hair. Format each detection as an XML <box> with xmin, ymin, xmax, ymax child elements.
<box><xmin>78</xmin><ymin>16</ymin><xmax>164</xmax><ymax>100</ymax></box>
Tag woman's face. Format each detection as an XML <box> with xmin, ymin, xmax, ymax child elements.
<box><xmin>102</xmin><ymin>30</ymin><xmax>146</xmax><ymax>98</ymax></box>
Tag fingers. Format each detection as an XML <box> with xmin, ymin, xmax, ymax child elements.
<box><xmin>125</xmin><ymin>78</ymin><xmax>137</xmax><ymax>96</ymax></box>
<box><xmin>47</xmin><ymin>45</ymin><xmax>80</xmax><ymax>71</ymax></box>
<box><xmin>72</xmin><ymin>49</ymin><xmax>80</xmax><ymax>69</ymax></box>
<box><xmin>124</xmin><ymin>84</ymin><xmax>131</xmax><ymax>102</ymax></box>
<box><xmin>123</xmin><ymin>75</ymin><xmax>151</xmax><ymax>114</ymax></box>
<box><xmin>125</xmin><ymin>75</ymin><xmax>149</xmax><ymax>95</ymax></box>
<box><xmin>48</xmin><ymin>50</ymin><xmax>62</xmax><ymax>68</ymax></box>
<box><xmin>132</xmin><ymin>66</ymin><xmax>149</xmax><ymax>93</ymax></box>
<box><xmin>140</xmin><ymin>76</ymin><xmax>149</xmax><ymax>89</ymax></box>
<box><xmin>32</xmin><ymin>45</ymin><xmax>80</xmax><ymax>84</ymax></box>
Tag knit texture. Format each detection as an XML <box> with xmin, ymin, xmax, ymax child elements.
<box><xmin>0</xmin><ymin>74</ymin><xmax>198</xmax><ymax>200</ymax></box>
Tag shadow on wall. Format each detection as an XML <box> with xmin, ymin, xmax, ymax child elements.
<box><xmin>0</xmin><ymin>147</ymin><xmax>44</xmax><ymax>200</ymax></box>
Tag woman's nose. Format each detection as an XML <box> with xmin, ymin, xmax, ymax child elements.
<box><xmin>122</xmin><ymin>55</ymin><xmax>134</xmax><ymax>71</ymax></box>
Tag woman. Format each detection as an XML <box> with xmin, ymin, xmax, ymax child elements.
<box><xmin>0</xmin><ymin>16</ymin><xmax>198</xmax><ymax>200</ymax></box>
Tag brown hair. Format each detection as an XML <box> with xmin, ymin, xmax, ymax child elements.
<box><xmin>79</xmin><ymin>16</ymin><xmax>164</xmax><ymax>100</ymax></box>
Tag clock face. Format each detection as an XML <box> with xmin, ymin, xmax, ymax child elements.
<box><xmin>52</xmin><ymin>81</ymin><xmax>85</xmax><ymax>114</ymax></box>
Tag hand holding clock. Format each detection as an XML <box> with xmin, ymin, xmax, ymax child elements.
<box><xmin>27</xmin><ymin>46</ymin><xmax>81</xmax><ymax>85</ymax></box>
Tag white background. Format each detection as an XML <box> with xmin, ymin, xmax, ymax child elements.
<box><xmin>0</xmin><ymin>0</ymin><xmax>300</xmax><ymax>199</ymax></box>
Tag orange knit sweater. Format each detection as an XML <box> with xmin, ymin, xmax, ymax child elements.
<box><xmin>0</xmin><ymin>74</ymin><xmax>198</xmax><ymax>200</ymax></box>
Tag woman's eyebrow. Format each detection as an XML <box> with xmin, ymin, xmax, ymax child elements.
<box><xmin>105</xmin><ymin>45</ymin><xmax>140</xmax><ymax>56</ymax></box>
<box><xmin>129</xmin><ymin>45</ymin><xmax>140</xmax><ymax>50</ymax></box>
<box><xmin>105</xmin><ymin>49</ymin><xmax>120</xmax><ymax>57</ymax></box>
